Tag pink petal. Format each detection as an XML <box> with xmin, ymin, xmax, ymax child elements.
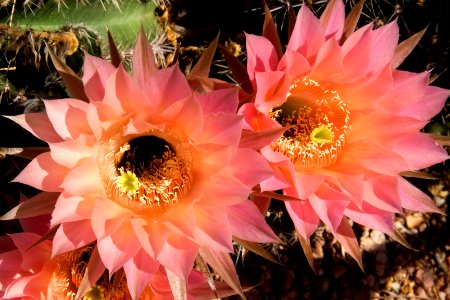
<box><xmin>285</xmin><ymin>200</ymin><xmax>319</xmax><ymax>239</ymax></box>
<box><xmin>341</xmin><ymin>23</ymin><xmax>372</xmax><ymax>78</ymax></box>
<box><xmin>91</xmin><ymin>199</ymin><xmax>132</xmax><ymax>239</ymax></box>
<box><xmin>293</xmin><ymin>172</ymin><xmax>324</xmax><ymax>199</ymax></box>
<box><xmin>97</xmin><ymin>221</ymin><xmax>141</xmax><ymax>274</ymax></box>
<box><xmin>311</xmin><ymin>38</ymin><xmax>343</xmax><ymax>81</ymax></box>
<box><xmin>308</xmin><ymin>183</ymin><xmax>350</xmax><ymax>232</ymax></box>
<box><xmin>400</xmin><ymin>84</ymin><xmax>450</xmax><ymax>120</ymax></box>
<box><xmin>52</xmin><ymin>220</ymin><xmax>96</xmax><ymax>257</ymax></box>
<box><xmin>239</xmin><ymin>103</ymin><xmax>281</xmax><ymax>131</ymax></box>
<box><xmin>259</xmin><ymin>147</ymin><xmax>293</xmax><ymax>191</ymax></box>
<box><xmin>308</xmin><ymin>184</ymin><xmax>350</xmax><ymax>233</ymax></box>
<box><xmin>43</xmin><ymin>99</ymin><xmax>91</xmax><ymax>140</ymax></box>
<box><xmin>393</xmin><ymin>133</ymin><xmax>448</xmax><ymax>170</ymax></box>
<box><xmin>123</xmin><ymin>249</ymin><xmax>159</xmax><ymax>299</ymax></box>
<box><xmin>229</xmin><ymin>148</ymin><xmax>273</xmax><ymax>188</ymax></box>
<box><xmin>197</xmin><ymin>87</ymin><xmax>239</xmax><ymax>115</ymax></box>
<box><xmin>123</xmin><ymin>118</ymin><xmax>163</xmax><ymax>136</ymax></box>
<box><xmin>363</xmin><ymin>176</ymin><xmax>402</xmax><ymax>213</ymax></box>
<box><xmin>4</xmin><ymin>274</ymin><xmax>46</xmax><ymax>299</ymax></box>
<box><xmin>379</xmin><ymin>70</ymin><xmax>429</xmax><ymax>112</ymax></box>
<box><xmin>144</xmin><ymin>65</ymin><xmax>193</xmax><ymax>110</ymax></box>
<box><xmin>253</xmin><ymin>71</ymin><xmax>287</xmax><ymax>113</ymax></box>
<box><xmin>340</xmin><ymin>64</ymin><xmax>393</xmax><ymax>111</ymax></box>
<box><xmin>13</xmin><ymin>152</ymin><xmax>69</xmax><ymax>192</ymax></box>
<box><xmin>82</xmin><ymin>52</ymin><xmax>116</xmax><ymax>102</ymax></box>
<box><xmin>199</xmin><ymin>113</ymin><xmax>242</xmax><ymax>150</ymax></box>
<box><xmin>345</xmin><ymin>202</ymin><xmax>395</xmax><ymax>235</ymax></box>
<box><xmin>51</xmin><ymin>192</ymin><xmax>94</xmax><ymax>226</ymax></box>
<box><xmin>320</xmin><ymin>0</ymin><xmax>345</xmax><ymax>40</ymax></box>
<box><xmin>157</xmin><ymin>233</ymin><xmax>199</xmax><ymax>280</ymax></box>
<box><xmin>193</xmin><ymin>205</ymin><xmax>233</xmax><ymax>253</ymax></box>
<box><xmin>278</xmin><ymin>48</ymin><xmax>311</xmax><ymax>85</ymax></box>
<box><xmin>131</xmin><ymin>220</ymin><xmax>169</xmax><ymax>259</ymax></box>
<box><xmin>161</xmin><ymin>203</ymin><xmax>196</xmax><ymax>238</ymax></box>
<box><xmin>159</xmin><ymin>95</ymin><xmax>204</xmax><ymax>140</ymax></box>
<box><xmin>193</xmin><ymin>144</ymin><xmax>232</xmax><ymax>175</ymax></box>
<box><xmin>60</xmin><ymin>157</ymin><xmax>104</xmax><ymax>196</ymax></box>
<box><xmin>48</xmin><ymin>134</ymin><xmax>97</xmax><ymax>168</ymax></box>
<box><xmin>202</xmin><ymin>170</ymin><xmax>252</xmax><ymax>206</ymax></box>
<box><xmin>0</xmin><ymin>250</ymin><xmax>23</xmax><ymax>289</ymax></box>
<box><xmin>10</xmin><ymin>232</ymin><xmax>51</xmax><ymax>272</ymax></box>
<box><xmin>198</xmin><ymin>247</ymin><xmax>243</xmax><ymax>297</ymax></box>
<box><xmin>4</xmin><ymin>113</ymin><xmax>63</xmax><ymax>143</ymax></box>
<box><xmin>245</xmin><ymin>33</ymin><xmax>279</xmax><ymax>84</ymax></box>
<box><xmin>287</xmin><ymin>3</ymin><xmax>325</xmax><ymax>59</ymax></box>
<box><xmin>348</xmin><ymin>112</ymin><xmax>424</xmax><ymax>145</ymax></box>
<box><xmin>227</xmin><ymin>201</ymin><xmax>279</xmax><ymax>243</ymax></box>
<box><xmin>334</xmin><ymin>218</ymin><xmax>362</xmax><ymax>268</ymax></box>
<box><xmin>368</xmin><ymin>20</ymin><xmax>399</xmax><ymax>74</ymax></box>
<box><xmin>132</xmin><ymin>30</ymin><xmax>158</xmax><ymax>89</ymax></box>
<box><xmin>343</xmin><ymin>141</ymin><xmax>406</xmax><ymax>175</ymax></box>
<box><xmin>103</xmin><ymin>65</ymin><xmax>153</xmax><ymax>118</ymax></box>
<box><xmin>398</xmin><ymin>177</ymin><xmax>441</xmax><ymax>213</ymax></box>
<box><xmin>239</xmin><ymin>127</ymin><xmax>284</xmax><ymax>150</ymax></box>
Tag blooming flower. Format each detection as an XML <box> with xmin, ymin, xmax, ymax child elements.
<box><xmin>241</xmin><ymin>0</ymin><xmax>449</xmax><ymax>264</ymax></box>
<box><xmin>3</xmin><ymin>31</ymin><xmax>277</xmax><ymax>297</ymax></box>
<box><xmin>0</xmin><ymin>233</ymin><xmax>238</xmax><ymax>299</ymax></box>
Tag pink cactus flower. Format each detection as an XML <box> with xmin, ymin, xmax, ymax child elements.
<box><xmin>0</xmin><ymin>233</ymin><xmax>238</xmax><ymax>299</ymax></box>
<box><xmin>242</xmin><ymin>0</ymin><xmax>449</xmax><ymax>265</ymax></box>
<box><xmin>2</xmin><ymin>31</ymin><xmax>277</xmax><ymax>297</ymax></box>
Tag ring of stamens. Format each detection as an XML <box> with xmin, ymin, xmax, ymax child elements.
<box><xmin>49</xmin><ymin>245</ymin><xmax>154</xmax><ymax>299</ymax></box>
<box><xmin>98</xmin><ymin>130</ymin><xmax>193</xmax><ymax>212</ymax></box>
<box><xmin>270</xmin><ymin>78</ymin><xmax>351</xmax><ymax>170</ymax></box>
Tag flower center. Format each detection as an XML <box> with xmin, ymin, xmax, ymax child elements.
<box><xmin>98</xmin><ymin>130</ymin><xmax>193</xmax><ymax>212</ymax></box>
<box><xmin>49</xmin><ymin>245</ymin><xmax>155</xmax><ymax>299</ymax></box>
<box><xmin>270</xmin><ymin>78</ymin><xmax>350</xmax><ymax>170</ymax></box>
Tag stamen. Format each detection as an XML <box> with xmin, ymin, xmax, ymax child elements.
<box><xmin>49</xmin><ymin>245</ymin><xmax>155</xmax><ymax>299</ymax></box>
<box><xmin>98</xmin><ymin>130</ymin><xmax>193</xmax><ymax>212</ymax></box>
<box><xmin>270</xmin><ymin>78</ymin><xmax>351</xmax><ymax>170</ymax></box>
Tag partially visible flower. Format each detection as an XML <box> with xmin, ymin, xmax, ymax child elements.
<box><xmin>3</xmin><ymin>30</ymin><xmax>277</xmax><ymax>297</ymax></box>
<box><xmin>241</xmin><ymin>0</ymin><xmax>449</xmax><ymax>264</ymax></box>
<box><xmin>0</xmin><ymin>233</ymin><xmax>238</xmax><ymax>299</ymax></box>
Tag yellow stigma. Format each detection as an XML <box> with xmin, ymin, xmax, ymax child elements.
<box><xmin>270</xmin><ymin>78</ymin><xmax>351</xmax><ymax>170</ymax></box>
<box><xmin>310</xmin><ymin>124</ymin><xmax>333</xmax><ymax>145</ymax></box>
<box><xmin>82</xmin><ymin>285</ymin><xmax>106</xmax><ymax>300</ymax></box>
<box><xmin>116</xmin><ymin>168</ymin><xmax>140</xmax><ymax>195</ymax></box>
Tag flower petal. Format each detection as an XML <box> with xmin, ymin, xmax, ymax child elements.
<box><xmin>13</xmin><ymin>152</ymin><xmax>69</xmax><ymax>192</ymax></box>
<box><xmin>308</xmin><ymin>183</ymin><xmax>350</xmax><ymax>232</ymax></box>
<box><xmin>82</xmin><ymin>53</ymin><xmax>116</xmax><ymax>102</ymax></box>
<box><xmin>60</xmin><ymin>157</ymin><xmax>104</xmax><ymax>196</ymax></box>
<box><xmin>197</xmin><ymin>87</ymin><xmax>239</xmax><ymax>115</ymax></box>
<box><xmin>285</xmin><ymin>200</ymin><xmax>319</xmax><ymax>239</ymax></box>
<box><xmin>124</xmin><ymin>249</ymin><xmax>159</xmax><ymax>299</ymax></box>
<box><xmin>245</xmin><ymin>33</ymin><xmax>279</xmax><ymax>84</ymax></box>
<box><xmin>287</xmin><ymin>3</ymin><xmax>325</xmax><ymax>59</ymax></box>
<box><xmin>157</xmin><ymin>234</ymin><xmax>198</xmax><ymax>280</ymax></box>
<box><xmin>97</xmin><ymin>221</ymin><xmax>141</xmax><ymax>274</ymax></box>
<box><xmin>51</xmin><ymin>192</ymin><xmax>94</xmax><ymax>226</ymax></box>
<box><xmin>43</xmin><ymin>99</ymin><xmax>91</xmax><ymax>140</ymax></box>
<box><xmin>4</xmin><ymin>113</ymin><xmax>63</xmax><ymax>143</ymax></box>
<box><xmin>227</xmin><ymin>201</ymin><xmax>278</xmax><ymax>243</ymax></box>
<box><xmin>52</xmin><ymin>220</ymin><xmax>96</xmax><ymax>257</ymax></box>
<box><xmin>320</xmin><ymin>0</ymin><xmax>345</xmax><ymax>40</ymax></box>
<box><xmin>193</xmin><ymin>205</ymin><xmax>233</xmax><ymax>253</ymax></box>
